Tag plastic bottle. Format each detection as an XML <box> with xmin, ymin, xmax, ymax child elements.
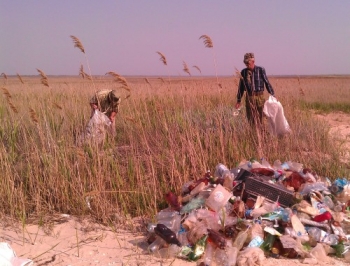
<box><xmin>181</xmin><ymin>182</ymin><xmax>207</xmax><ymax>203</ymax></box>
<box><xmin>202</xmin><ymin>241</ymin><xmax>215</xmax><ymax>266</ymax></box>
<box><xmin>156</xmin><ymin>209</ymin><xmax>178</xmax><ymax>220</ymax></box>
<box><xmin>164</xmin><ymin>191</ymin><xmax>181</xmax><ymax>211</ymax></box>
<box><xmin>261</xmin><ymin>158</ymin><xmax>272</xmax><ymax>168</ymax></box>
<box><xmin>188</xmin><ymin>235</ymin><xmax>208</xmax><ymax>261</ymax></box>
<box><xmin>157</xmin><ymin>213</ymin><xmax>181</xmax><ymax>231</ymax></box>
<box><xmin>307</xmin><ymin>227</ymin><xmax>339</xmax><ymax>245</ymax></box>
<box><xmin>286</xmin><ymin>160</ymin><xmax>303</xmax><ymax>172</ymax></box>
<box><xmin>270</xmin><ymin>238</ymin><xmax>284</xmax><ymax>258</ymax></box>
<box><xmin>237</xmin><ymin>160</ymin><xmax>252</xmax><ymax>171</ymax></box>
<box><xmin>232</xmin><ymin>229</ymin><xmax>248</xmax><ymax>250</ymax></box>
<box><xmin>154</xmin><ymin>224</ymin><xmax>181</xmax><ymax>246</ymax></box>
<box><xmin>323</xmin><ymin>195</ymin><xmax>335</xmax><ymax>209</ymax></box>
<box><xmin>148</xmin><ymin>237</ymin><xmax>166</xmax><ymax>253</ymax></box>
<box><xmin>262</xmin><ymin>200</ymin><xmax>279</xmax><ymax>213</ymax></box>
<box><xmin>215</xmin><ymin>163</ymin><xmax>231</xmax><ymax>178</ymax></box>
<box><xmin>312</xmin><ymin>211</ymin><xmax>332</xmax><ymax>222</ymax></box>
<box><xmin>280</xmin><ymin>208</ymin><xmax>292</xmax><ymax>222</ymax></box>
<box><xmin>247</xmin><ymin>236</ymin><xmax>264</xmax><ymax>248</ymax></box>
<box><xmin>180</xmin><ymin>196</ymin><xmax>206</xmax><ymax>215</ymax></box>
<box><xmin>214</xmin><ymin>248</ymin><xmax>229</xmax><ymax>266</ymax></box>
<box><xmin>260</xmin><ymin>232</ymin><xmax>276</xmax><ymax>252</ymax></box>
<box><xmin>207</xmin><ymin>229</ymin><xmax>227</xmax><ymax>250</ymax></box>
<box><xmin>147</xmin><ymin>223</ymin><xmax>157</xmax><ymax>233</ymax></box>
<box><xmin>284</xmin><ymin>227</ymin><xmax>298</xmax><ymax>238</ymax></box>
<box><xmin>226</xmin><ymin>244</ymin><xmax>239</xmax><ymax>266</ymax></box>
<box><xmin>155</xmin><ymin>244</ymin><xmax>182</xmax><ymax>259</ymax></box>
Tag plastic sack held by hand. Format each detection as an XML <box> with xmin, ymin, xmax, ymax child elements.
<box><xmin>263</xmin><ymin>96</ymin><xmax>291</xmax><ymax>136</ymax></box>
<box><xmin>85</xmin><ymin>110</ymin><xmax>112</xmax><ymax>143</ymax></box>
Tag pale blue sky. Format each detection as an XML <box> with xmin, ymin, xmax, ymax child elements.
<box><xmin>1</xmin><ymin>1</ymin><xmax>349</xmax><ymax>76</ymax></box>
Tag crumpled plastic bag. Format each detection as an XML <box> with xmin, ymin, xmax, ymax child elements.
<box><xmin>85</xmin><ymin>110</ymin><xmax>112</xmax><ymax>143</ymax></box>
<box><xmin>0</xmin><ymin>242</ymin><xmax>33</xmax><ymax>266</ymax></box>
<box><xmin>309</xmin><ymin>243</ymin><xmax>330</xmax><ymax>263</ymax></box>
<box><xmin>237</xmin><ymin>247</ymin><xmax>265</xmax><ymax>266</ymax></box>
<box><xmin>263</xmin><ymin>96</ymin><xmax>291</xmax><ymax>136</ymax></box>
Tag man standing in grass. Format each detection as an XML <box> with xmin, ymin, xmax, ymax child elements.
<box><xmin>235</xmin><ymin>53</ymin><xmax>275</xmax><ymax>127</ymax></box>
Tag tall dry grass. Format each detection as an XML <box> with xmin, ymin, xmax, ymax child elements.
<box><xmin>0</xmin><ymin>75</ymin><xmax>349</xmax><ymax>224</ymax></box>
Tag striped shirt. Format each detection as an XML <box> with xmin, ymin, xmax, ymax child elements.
<box><xmin>237</xmin><ymin>66</ymin><xmax>274</xmax><ymax>103</ymax></box>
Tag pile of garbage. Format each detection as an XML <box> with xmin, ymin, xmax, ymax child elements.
<box><xmin>145</xmin><ymin>159</ymin><xmax>350</xmax><ymax>265</ymax></box>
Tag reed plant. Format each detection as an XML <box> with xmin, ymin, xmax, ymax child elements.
<box><xmin>0</xmin><ymin>75</ymin><xmax>349</xmax><ymax>224</ymax></box>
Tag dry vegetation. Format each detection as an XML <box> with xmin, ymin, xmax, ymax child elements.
<box><xmin>0</xmin><ymin>74</ymin><xmax>349</xmax><ymax>225</ymax></box>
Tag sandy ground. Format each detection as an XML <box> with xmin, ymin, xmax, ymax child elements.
<box><xmin>1</xmin><ymin>112</ymin><xmax>349</xmax><ymax>266</ymax></box>
<box><xmin>1</xmin><ymin>216</ymin><xmax>350</xmax><ymax>266</ymax></box>
<box><xmin>315</xmin><ymin>111</ymin><xmax>350</xmax><ymax>164</ymax></box>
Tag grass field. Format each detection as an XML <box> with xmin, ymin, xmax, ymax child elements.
<box><xmin>1</xmin><ymin>75</ymin><xmax>349</xmax><ymax>224</ymax></box>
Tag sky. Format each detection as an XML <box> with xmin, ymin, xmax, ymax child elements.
<box><xmin>1</xmin><ymin>1</ymin><xmax>350</xmax><ymax>77</ymax></box>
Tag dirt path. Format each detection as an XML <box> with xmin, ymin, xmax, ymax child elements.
<box><xmin>315</xmin><ymin>112</ymin><xmax>350</xmax><ymax>164</ymax></box>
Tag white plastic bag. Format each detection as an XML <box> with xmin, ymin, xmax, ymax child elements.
<box><xmin>263</xmin><ymin>96</ymin><xmax>291</xmax><ymax>136</ymax></box>
<box><xmin>0</xmin><ymin>242</ymin><xmax>33</xmax><ymax>266</ymax></box>
<box><xmin>85</xmin><ymin>110</ymin><xmax>112</xmax><ymax>143</ymax></box>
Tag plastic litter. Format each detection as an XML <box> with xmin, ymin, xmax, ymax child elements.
<box><xmin>236</xmin><ymin>247</ymin><xmax>265</xmax><ymax>266</ymax></box>
<box><xmin>144</xmin><ymin>159</ymin><xmax>350</xmax><ymax>264</ymax></box>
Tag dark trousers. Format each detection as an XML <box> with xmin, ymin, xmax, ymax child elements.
<box><xmin>245</xmin><ymin>94</ymin><xmax>265</xmax><ymax>126</ymax></box>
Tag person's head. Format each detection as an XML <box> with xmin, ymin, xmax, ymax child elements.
<box><xmin>107</xmin><ymin>90</ymin><xmax>121</xmax><ymax>111</ymax></box>
<box><xmin>243</xmin><ymin>53</ymin><xmax>255</xmax><ymax>71</ymax></box>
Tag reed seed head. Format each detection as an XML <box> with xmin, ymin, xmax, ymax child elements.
<box><xmin>199</xmin><ymin>35</ymin><xmax>213</xmax><ymax>48</ymax></box>
<box><xmin>1</xmin><ymin>87</ymin><xmax>12</xmax><ymax>98</ymax></box>
<box><xmin>8</xmin><ymin>100</ymin><xmax>18</xmax><ymax>113</ymax></box>
<box><xmin>105</xmin><ymin>71</ymin><xmax>121</xmax><ymax>79</ymax></box>
<box><xmin>156</xmin><ymin>51</ymin><xmax>167</xmax><ymax>66</ymax></box>
<box><xmin>1</xmin><ymin>73</ymin><xmax>8</xmax><ymax>80</ymax></box>
<box><xmin>183</xmin><ymin>61</ymin><xmax>191</xmax><ymax>76</ymax></box>
<box><xmin>36</xmin><ymin>68</ymin><xmax>50</xmax><ymax>87</ymax></box>
<box><xmin>17</xmin><ymin>73</ymin><xmax>24</xmax><ymax>84</ymax></box>
<box><xmin>29</xmin><ymin>108</ymin><xmax>39</xmax><ymax>123</ymax></box>
<box><xmin>106</xmin><ymin>71</ymin><xmax>130</xmax><ymax>91</ymax></box>
<box><xmin>70</xmin><ymin>35</ymin><xmax>85</xmax><ymax>54</ymax></box>
<box><xmin>193</xmin><ymin>65</ymin><xmax>202</xmax><ymax>74</ymax></box>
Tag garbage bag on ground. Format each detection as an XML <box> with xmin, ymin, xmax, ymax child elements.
<box><xmin>263</xmin><ymin>96</ymin><xmax>291</xmax><ymax>136</ymax></box>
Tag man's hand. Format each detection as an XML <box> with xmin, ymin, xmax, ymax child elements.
<box><xmin>90</xmin><ymin>103</ymin><xmax>98</xmax><ymax>110</ymax></box>
<box><xmin>235</xmin><ymin>102</ymin><xmax>241</xmax><ymax>109</ymax></box>
<box><xmin>109</xmin><ymin>112</ymin><xmax>117</xmax><ymax>123</ymax></box>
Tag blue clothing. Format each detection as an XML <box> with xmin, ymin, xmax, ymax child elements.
<box><xmin>236</xmin><ymin>66</ymin><xmax>274</xmax><ymax>103</ymax></box>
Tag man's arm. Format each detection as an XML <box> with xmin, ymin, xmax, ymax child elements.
<box><xmin>261</xmin><ymin>67</ymin><xmax>274</xmax><ymax>96</ymax></box>
<box><xmin>236</xmin><ymin>70</ymin><xmax>246</xmax><ymax>108</ymax></box>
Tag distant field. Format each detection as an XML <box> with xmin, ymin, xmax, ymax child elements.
<box><xmin>0</xmin><ymin>75</ymin><xmax>349</xmax><ymax>222</ymax></box>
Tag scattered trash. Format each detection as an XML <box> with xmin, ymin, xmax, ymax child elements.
<box><xmin>146</xmin><ymin>159</ymin><xmax>350</xmax><ymax>264</ymax></box>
